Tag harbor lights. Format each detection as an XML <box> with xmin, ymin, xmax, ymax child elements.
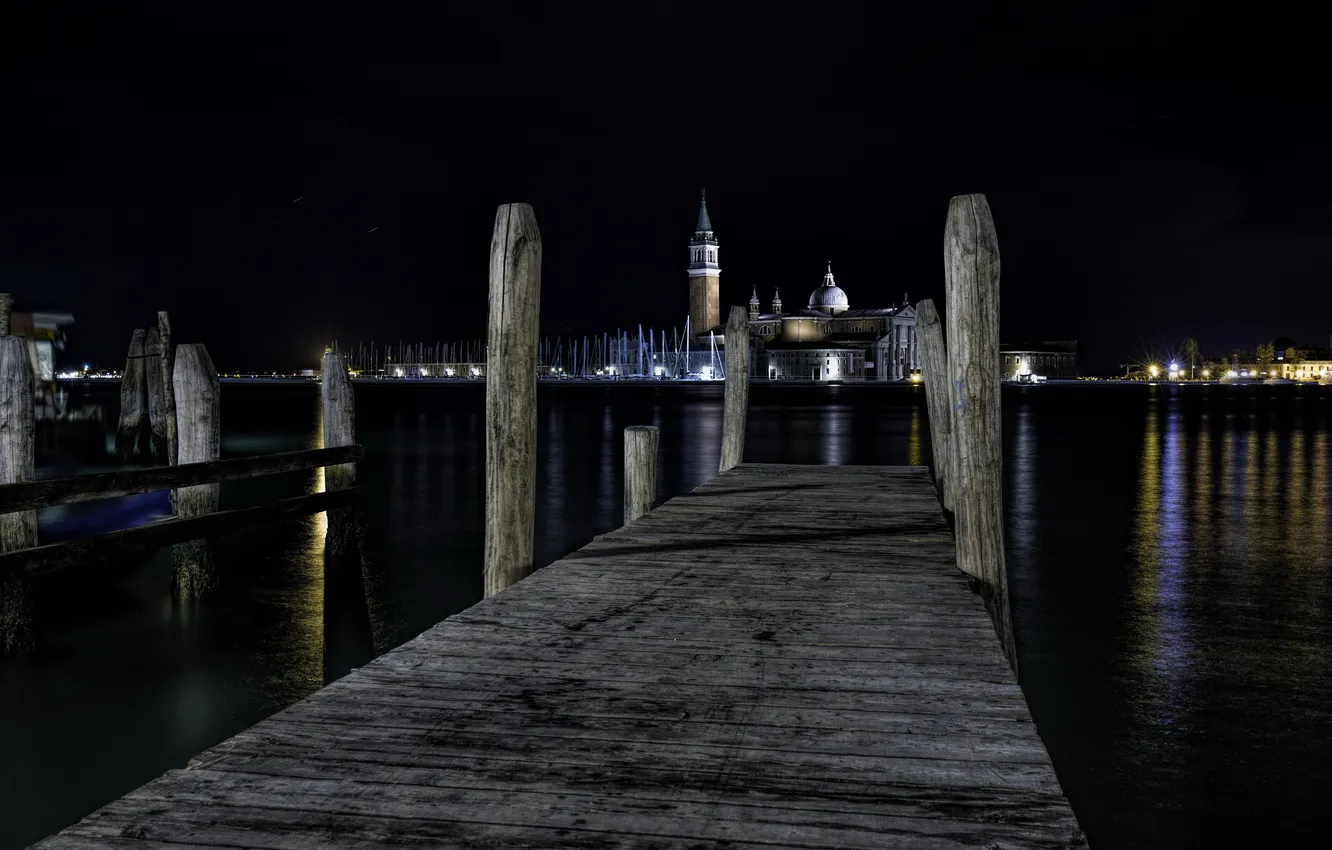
<box><xmin>1168</xmin><ymin>361</ymin><xmax>1181</xmax><ymax>379</ymax></box>
<box><xmin>1202</xmin><ymin>368</ymin><xmax>1211</xmax><ymax>379</ymax></box>
<box><xmin>1148</xmin><ymin>364</ymin><xmax>1159</xmax><ymax>378</ymax></box>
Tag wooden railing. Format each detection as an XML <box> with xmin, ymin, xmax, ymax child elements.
<box><xmin>0</xmin><ymin>336</ymin><xmax>362</xmax><ymax>658</ymax></box>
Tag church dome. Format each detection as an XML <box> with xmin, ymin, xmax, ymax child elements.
<box><xmin>808</xmin><ymin>262</ymin><xmax>849</xmax><ymax>311</ymax></box>
<box><xmin>809</xmin><ymin>285</ymin><xmax>849</xmax><ymax>309</ymax></box>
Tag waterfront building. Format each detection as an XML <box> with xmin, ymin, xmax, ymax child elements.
<box><xmin>1002</xmin><ymin>340</ymin><xmax>1078</xmax><ymax>379</ymax></box>
<box><xmin>687</xmin><ymin>196</ymin><xmax>920</xmax><ymax>381</ymax></box>
<box><xmin>1273</xmin><ymin>360</ymin><xmax>1332</xmax><ymax>382</ymax></box>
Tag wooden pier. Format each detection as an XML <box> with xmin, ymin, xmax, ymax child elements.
<box><xmin>33</xmin><ymin>463</ymin><xmax>1084</xmax><ymax>850</ymax></box>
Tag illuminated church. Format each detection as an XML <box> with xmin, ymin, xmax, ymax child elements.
<box><xmin>688</xmin><ymin>192</ymin><xmax>920</xmax><ymax>381</ymax></box>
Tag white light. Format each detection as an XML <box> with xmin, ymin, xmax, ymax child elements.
<box><xmin>654</xmin><ymin>366</ymin><xmax>663</xmax><ymax>376</ymax></box>
<box><xmin>420</xmin><ymin>368</ymin><xmax>428</xmax><ymax>376</ymax></box>
<box><xmin>394</xmin><ymin>368</ymin><xmax>404</xmax><ymax>378</ymax></box>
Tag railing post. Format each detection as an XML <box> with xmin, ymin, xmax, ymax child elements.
<box><xmin>943</xmin><ymin>193</ymin><xmax>1015</xmax><ymax>672</ymax></box>
<box><xmin>145</xmin><ymin>327</ymin><xmax>170</xmax><ymax>462</ymax></box>
<box><xmin>916</xmin><ymin>299</ymin><xmax>953</xmax><ymax>513</ymax></box>
<box><xmin>117</xmin><ymin>328</ymin><xmax>148</xmax><ymax>459</ymax></box>
<box><xmin>157</xmin><ymin>312</ymin><xmax>177</xmax><ymax>469</ymax></box>
<box><xmin>1</xmin><ymin>335</ymin><xmax>37</xmax><ymax>657</ymax></box>
<box><xmin>322</xmin><ymin>351</ymin><xmax>358</xmax><ymax>561</ymax></box>
<box><xmin>171</xmin><ymin>344</ymin><xmax>220</xmax><ymax>599</ymax></box>
<box><xmin>623</xmin><ymin>425</ymin><xmax>659</xmax><ymax>525</ymax></box>
<box><xmin>484</xmin><ymin>203</ymin><xmax>542</xmax><ymax>598</ymax></box>
<box><xmin>719</xmin><ymin>306</ymin><xmax>750</xmax><ymax>473</ymax></box>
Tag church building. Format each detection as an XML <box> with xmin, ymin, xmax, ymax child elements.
<box><xmin>687</xmin><ymin>192</ymin><xmax>920</xmax><ymax>381</ymax></box>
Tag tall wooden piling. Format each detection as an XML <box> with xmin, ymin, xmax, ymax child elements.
<box><xmin>145</xmin><ymin>327</ymin><xmax>170</xmax><ymax>461</ymax></box>
<box><xmin>117</xmin><ymin>328</ymin><xmax>148</xmax><ymax>459</ymax></box>
<box><xmin>0</xmin><ymin>336</ymin><xmax>37</xmax><ymax>656</ymax></box>
<box><xmin>623</xmin><ymin>425</ymin><xmax>659</xmax><ymax>525</ymax></box>
<box><xmin>157</xmin><ymin>312</ymin><xmax>178</xmax><ymax>468</ymax></box>
<box><xmin>171</xmin><ymin>344</ymin><xmax>221</xmax><ymax>599</ymax></box>
<box><xmin>0</xmin><ymin>293</ymin><xmax>12</xmax><ymax>336</ymax></box>
<box><xmin>321</xmin><ymin>351</ymin><xmax>358</xmax><ymax>561</ymax></box>
<box><xmin>483</xmin><ymin>203</ymin><xmax>541</xmax><ymax>598</ymax></box>
<box><xmin>719</xmin><ymin>306</ymin><xmax>750</xmax><ymax>473</ymax></box>
<box><xmin>943</xmin><ymin>193</ymin><xmax>1015</xmax><ymax>671</ymax></box>
<box><xmin>916</xmin><ymin>299</ymin><xmax>953</xmax><ymax>513</ymax></box>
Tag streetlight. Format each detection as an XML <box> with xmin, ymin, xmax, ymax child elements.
<box><xmin>1202</xmin><ymin>368</ymin><xmax>1210</xmax><ymax>379</ymax></box>
<box><xmin>1148</xmin><ymin>364</ymin><xmax>1159</xmax><ymax>378</ymax></box>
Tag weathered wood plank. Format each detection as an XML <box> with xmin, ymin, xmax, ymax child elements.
<box><xmin>0</xmin><ymin>445</ymin><xmax>363</xmax><ymax>513</ymax></box>
<box><xmin>719</xmin><ymin>305</ymin><xmax>749</xmax><ymax>472</ymax></box>
<box><xmin>1</xmin><ymin>488</ymin><xmax>360</xmax><ymax>579</ymax></box>
<box><xmin>34</xmin><ymin>464</ymin><xmax>1085</xmax><ymax>848</ymax></box>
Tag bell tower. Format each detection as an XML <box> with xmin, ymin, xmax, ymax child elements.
<box><xmin>687</xmin><ymin>189</ymin><xmax>721</xmax><ymax>334</ymax></box>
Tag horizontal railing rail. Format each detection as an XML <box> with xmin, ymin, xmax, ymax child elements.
<box><xmin>0</xmin><ymin>445</ymin><xmax>363</xmax><ymax>514</ymax></box>
<box><xmin>0</xmin><ymin>487</ymin><xmax>360</xmax><ymax>579</ymax></box>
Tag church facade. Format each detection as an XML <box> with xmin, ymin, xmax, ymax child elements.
<box><xmin>688</xmin><ymin>192</ymin><xmax>920</xmax><ymax>381</ymax></box>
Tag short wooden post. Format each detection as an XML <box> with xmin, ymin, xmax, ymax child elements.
<box><xmin>719</xmin><ymin>306</ymin><xmax>750</xmax><ymax>473</ymax></box>
<box><xmin>623</xmin><ymin>425</ymin><xmax>659</xmax><ymax>525</ymax></box>
<box><xmin>117</xmin><ymin>328</ymin><xmax>148</xmax><ymax>459</ymax></box>
<box><xmin>916</xmin><ymin>299</ymin><xmax>953</xmax><ymax>513</ymax></box>
<box><xmin>321</xmin><ymin>351</ymin><xmax>358</xmax><ymax>560</ymax></box>
<box><xmin>144</xmin><ymin>327</ymin><xmax>170</xmax><ymax>461</ymax></box>
<box><xmin>157</xmin><ymin>312</ymin><xmax>178</xmax><ymax>468</ymax></box>
<box><xmin>1</xmin><ymin>336</ymin><xmax>37</xmax><ymax>657</ymax></box>
<box><xmin>943</xmin><ymin>193</ymin><xmax>1015</xmax><ymax>671</ymax></box>
<box><xmin>483</xmin><ymin>203</ymin><xmax>541</xmax><ymax>598</ymax></box>
<box><xmin>171</xmin><ymin>344</ymin><xmax>220</xmax><ymax>599</ymax></box>
<box><xmin>0</xmin><ymin>293</ymin><xmax>13</xmax><ymax>336</ymax></box>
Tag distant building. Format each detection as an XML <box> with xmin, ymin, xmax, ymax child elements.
<box><xmin>1002</xmin><ymin>340</ymin><xmax>1077</xmax><ymax>379</ymax></box>
<box><xmin>1272</xmin><ymin>361</ymin><xmax>1332</xmax><ymax>382</ymax></box>
<box><xmin>687</xmin><ymin>195</ymin><xmax>920</xmax><ymax>381</ymax></box>
<box><xmin>9</xmin><ymin>309</ymin><xmax>76</xmax><ymax>381</ymax></box>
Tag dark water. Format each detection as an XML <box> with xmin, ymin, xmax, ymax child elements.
<box><xmin>2</xmin><ymin>381</ymin><xmax>1330</xmax><ymax>848</ymax></box>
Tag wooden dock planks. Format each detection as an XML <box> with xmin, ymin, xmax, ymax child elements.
<box><xmin>33</xmin><ymin>463</ymin><xmax>1085</xmax><ymax>849</ymax></box>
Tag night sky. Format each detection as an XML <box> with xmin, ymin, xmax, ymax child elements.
<box><xmin>4</xmin><ymin>2</ymin><xmax>1329</xmax><ymax>374</ymax></box>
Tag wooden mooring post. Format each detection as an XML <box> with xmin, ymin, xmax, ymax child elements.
<box><xmin>171</xmin><ymin>343</ymin><xmax>221</xmax><ymax>599</ymax></box>
<box><xmin>921</xmin><ymin>192</ymin><xmax>1015</xmax><ymax>672</ymax></box>
<box><xmin>0</xmin><ymin>293</ymin><xmax>12</xmax><ymax>336</ymax></box>
<box><xmin>321</xmin><ymin>351</ymin><xmax>358</xmax><ymax>561</ymax></box>
<box><xmin>0</xmin><ymin>336</ymin><xmax>37</xmax><ymax>657</ymax></box>
<box><xmin>117</xmin><ymin>328</ymin><xmax>148</xmax><ymax>459</ymax></box>
<box><xmin>145</xmin><ymin>327</ymin><xmax>170</xmax><ymax>462</ymax></box>
<box><xmin>483</xmin><ymin>203</ymin><xmax>542</xmax><ymax>598</ymax></box>
<box><xmin>719</xmin><ymin>306</ymin><xmax>750</xmax><ymax>473</ymax></box>
<box><xmin>157</xmin><ymin>312</ymin><xmax>177</xmax><ymax>468</ymax></box>
<box><xmin>916</xmin><ymin>299</ymin><xmax>953</xmax><ymax>513</ymax></box>
<box><xmin>622</xmin><ymin>425</ymin><xmax>659</xmax><ymax>525</ymax></box>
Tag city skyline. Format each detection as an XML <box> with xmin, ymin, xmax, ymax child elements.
<box><xmin>4</xmin><ymin>4</ymin><xmax>1329</xmax><ymax>374</ymax></box>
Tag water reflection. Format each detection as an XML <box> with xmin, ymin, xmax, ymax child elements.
<box><xmin>820</xmin><ymin>404</ymin><xmax>850</xmax><ymax>466</ymax></box>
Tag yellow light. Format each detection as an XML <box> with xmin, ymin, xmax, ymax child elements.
<box><xmin>1202</xmin><ymin>369</ymin><xmax>1210</xmax><ymax>379</ymax></box>
<box><xmin>1148</xmin><ymin>364</ymin><xmax>1159</xmax><ymax>377</ymax></box>
<box><xmin>910</xmin><ymin>373</ymin><xmax>922</xmax><ymax>383</ymax></box>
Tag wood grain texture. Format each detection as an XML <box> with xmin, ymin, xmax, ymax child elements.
<box><xmin>943</xmin><ymin>193</ymin><xmax>1016</xmax><ymax>672</ymax></box>
<box><xmin>116</xmin><ymin>329</ymin><xmax>148</xmax><ymax>459</ymax></box>
<box><xmin>484</xmin><ymin>203</ymin><xmax>541</xmax><ymax>598</ymax></box>
<box><xmin>916</xmin><ymin>298</ymin><xmax>953</xmax><ymax>513</ymax></box>
<box><xmin>170</xmin><ymin>344</ymin><xmax>220</xmax><ymax>599</ymax></box>
<box><xmin>156</xmin><ymin>312</ymin><xmax>177</xmax><ymax>470</ymax></box>
<box><xmin>32</xmin><ymin>463</ymin><xmax>1084</xmax><ymax>848</ymax></box>
<box><xmin>0</xmin><ymin>335</ymin><xmax>36</xmax><ymax>656</ymax></box>
<box><xmin>144</xmin><ymin>327</ymin><xmax>169</xmax><ymax>461</ymax></box>
<box><xmin>623</xmin><ymin>425</ymin><xmax>659</xmax><ymax>525</ymax></box>
<box><xmin>321</xmin><ymin>352</ymin><xmax>358</xmax><ymax>560</ymax></box>
<box><xmin>719</xmin><ymin>306</ymin><xmax>750</xmax><ymax>472</ymax></box>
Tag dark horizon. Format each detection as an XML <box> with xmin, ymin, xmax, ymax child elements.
<box><xmin>5</xmin><ymin>3</ymin><xmax>1330</xmax><ymax>374</ymax></box>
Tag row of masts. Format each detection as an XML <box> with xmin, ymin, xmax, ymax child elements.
<box><xmin>333</xmin><ymin>317</ymin><xmax>727</xmax><ymax>380</ymax></box>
